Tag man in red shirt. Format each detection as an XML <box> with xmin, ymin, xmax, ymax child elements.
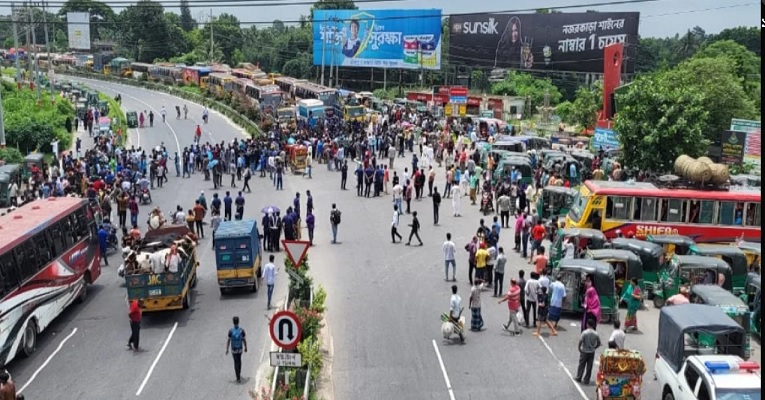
<box><xmin>128</xmin><ymin>299</ymin><xmax>143</xmax><ymax>351</ymax></box>
<box><xmin>498</xmin><ymin>278</ymin><xmax>522</xmax><ymax>335</ymax></box>
<box><xmin>529</xmin><ymin>220</ymin><xmax>547</xmax><ymax>263</ymax></box>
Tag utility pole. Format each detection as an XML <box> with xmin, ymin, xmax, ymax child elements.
<box><xmin>11</xmin><ymin>3</ymin><xmax>22</xmax><ymax>83</ymax></box>
<box><xmin>208</xmin><ymin>9</ymin><xmax>214</xmax><ymax>64</ymax></box>
<box><xmin>320</xmin><ymin>24</ymin><xmax>326</xmax><ymax>86</ymax></box>
<box><xmin>328</xmin><ymin>17</ymin><xmax>335</xmax><ymax>88</ymax></box>
<box><xmin>43</xmin><ymin>0</ymin><xmax>53</xmax><ymax>98</ymax></box>
<box><xmin>31</xmin><ymin>2</ymin><xmax>41</xmax><ymax>102</ymax></box>
<box><xmin>418</xmin><ymin>43</ymin><xmax>424</xmax><ymax>88</ymax></box>
<box><xmin>25</xmin><ymin>2</ymin><xmax>32</xmax><ymax>80</ymax></box>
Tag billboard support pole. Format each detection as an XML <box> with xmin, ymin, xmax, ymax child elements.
<box><xmin>383</xmin><ymin>68</ymin><xmax>386</xmax><ymax>91</ymax></box>
<box><xmin>319</xmin><ymin>27</ymin><xmax>326</xmax><ymax>86</ymax></box>
<box><xmin>43</xmin><ymin>0</ymin><xmax>53</xmax><ymax>98</ymax></box>
<box><xmin>11</xmin><ymin>3</ymin><xmax>21</xmax><ymax>83</ymax></box>
<box><xmin>328</xmin><ymin>17</ymin><xmax>336</xmax><ymax>87</ymax></box>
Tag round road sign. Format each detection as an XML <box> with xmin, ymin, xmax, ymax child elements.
<box><xmin>269</xmin><ymin>310</ymin><xmax>302</xmax><ymax>349</ymax></box>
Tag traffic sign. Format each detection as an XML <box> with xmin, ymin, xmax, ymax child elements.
<box><xmin>282</xmin><ymin>240</ymin><xmax>310</xmax><ymax>269</ymax></box>
<box><xmin>270</xmin><ymin>352</ymin><xmax>302</xmax><ymax>367</ymax></box>
<box><xmin>269</xmin><ymin>310</ymin><xmax>302</xmax><ymax>349</ymax></box>
<box><xmin>449</xmin><ymin>86</ymin><xmax>468</xmax><ymax>104</ymax></box>
<box><xmin>285</xmin><ymin>267</ymin><xmax>304</xmax><ymax>286</ymax></box>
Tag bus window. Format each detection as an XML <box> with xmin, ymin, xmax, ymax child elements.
<box><xmin>746</xmin><ymin>203</ymin><xmax>760</xmax><ymax>227</ymax></box>
<box><xmin>734</xmin><ymin>203</ymin><xmax>744</xmax><ymax>225</ymax></box>
<box><xmin>717</xmin><ymin>202</ymin><xmax>735</xmax><ymax>225</ymax></box>
<box><xmin>664</xmin><ymin>199</ymin><xmax>686</xmax><ymax>223</ymax></box>
<box><xmin>14</xmin><ymin>242</ymin><xmax>37</xmax><ymax>280</ymax></box>
<box><xmin>639</xmin><ymin>198</ymin><xmax>657</xmax><ymax>221</ymax></box>
<box><xmin>698</xmin><ymin>200</ymin><xmax>714</xmax><ymax>224</ymax></box>
<box><xmin>35</xmin><ymin>234</ymin><xmax>52</xmax><ymax>265</ymax></box>
<box><xmin>0</xmin><ymin>253</ymin><xmax>19</xmax><ymax>296</ymax></box>
<box><xmin>49</xmin><ymin>222</ymin><xmax>66</xmax><ymax>254</ymax></box>
<box><xmin>606</xmin><ymin>196</ymin><xmax>631</xmax><ymax>220</ymax></box>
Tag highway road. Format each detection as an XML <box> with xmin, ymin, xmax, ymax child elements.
<box><xmin>7</xmin><ymin>77</ymin><xmax>760</xmax><ymax>399</ymax></box>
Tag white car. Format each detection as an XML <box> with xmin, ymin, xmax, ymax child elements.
<box><xmin>655</xmin><ymin>354</ymin><xmax>760</xmax><ymax>400</ymax></box>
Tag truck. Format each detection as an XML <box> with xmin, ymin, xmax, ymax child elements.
<box><xmin>124</xmin><ymin>226</ymin><xmax>199</xmax><ymax>311</ymax></box>
<box><xmin>213</xmin><ymin>219</ymin><xmax>262</xmax><ymax>295</ymax></box>
<box><xmin>297</xmin><ymin>99</ymin><xmax>325</xmax><ymax>121</ymax></box>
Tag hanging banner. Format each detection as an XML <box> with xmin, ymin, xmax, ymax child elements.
<box><xmin>729</xmin><ymin>119</ymin><xmax>761</xmax><ymax>170</ymax></box>
<box><xmin>67</xmin><ymin>12</ymin><xmax>91</xmax><ymax>50</ymax></box>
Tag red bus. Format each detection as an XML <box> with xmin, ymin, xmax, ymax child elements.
<box><xmin>565</xmin><ymin>180</ymin><xmax>761</xmax><ymax>243</ymax></box>
<box><xmin>0</xmin><ymin>197</ymin><xmax>102</xmax><ymax>365</ymax></box>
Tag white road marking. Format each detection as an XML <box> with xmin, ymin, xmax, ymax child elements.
<box><xmin>538</xmin><ymin>336</ymin><xmax>589</xmax><ymax>400</ymax></box>
<box><xmin>18</xmin><ymin>327</ymin><xmax>78</xmax><ymax>394</ymax></box>
<box><xmin>136</xmin><ymin>322</ymin><xmax>178</xmax><ymax>396</ymax></box>
<box><xmin>431</xmin><ymin>339</ymin><xmax>456</xmax><ymax>400</ymax></box>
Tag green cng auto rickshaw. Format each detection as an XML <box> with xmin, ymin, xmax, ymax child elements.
<box><xmin>689</xmin><ymin>284</ymin><xmax>752</xmax><ymax>359</ymax></box>
<box><xmin>126</xmin><ymin>111</ymin><xmax>139</xmax><ymax>128</ymax></box>
<box><xmin>98</xmin><ymin>100</ymin><xmax>110</xmax><ymax>115</ymax></box>
<box><xmin>736</xmin><ymin>241</ymin><xmax>761</xmax><ymax>274</ymax></box>
<box><xmin>652</xmin><ymin>255</ymin><xmax>732</xmax><ymax>309</ymax></box>
<box><xmin>21</xmin><ymin>153</ymin><xmax>45</xmax><ymax>181</ymax></box>
<box><xmin>742</xmin><ymin>273</ymin><xmax>760</xmax><ymax>337</ymax></box>
<box><xmin>647</xmin><ymin>234</ymin><xmax>696</xmax><ymax>257</ymax></box>
<box><xmin>608</xmin><ymin>238</ymin><xmax>664</xmax><ymax>298</ymax></box>
<box><xmin>76</xmin><ymin>100</ymin><xmax>88</xmax><ymax>120</ymax></box>
<box><xmin>0</xmin><ymin>164</ymin><xmax>21</xmax><ymax>207</ymax></box>
<box><xmin>493</xmin><ymin>157</ymin><xmax>532</xmax><ymax>185</ymax></box>
<box><xmin>537</xmin><ymin>186</ymin><xmax>576</xmax><ymax>222</ymax></box>
<box><xmin>550</xmin><ymin>228</ymin><xmax>608</xmax><ymax>270</ymax></box>
<box><xmin>586</xmin><ymin>249</ymin><xmax>643</xmax><ymax>299</ymax></box>
<box><xmin>556</xmin><ymin>259</ymin><xmax>619</xmax><ymax>323</ymax></box>
<box><xmin>690</xmin><ymin>245</ymin><xmax>748</xmax><ymax>294</ymax></box>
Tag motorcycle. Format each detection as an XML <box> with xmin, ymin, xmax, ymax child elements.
<box><xmin>480</xmin><ymin>191</ymin><xmax>494</xmax><ymax>216</ymax></box>
<box><xmin>440</xmin><ymin>308</ymin><xmax>465</xmax><ymax>342</ymax></box>
<box><xmin>140</xmin><ymin>188</ymin><xmax>152</xmax><ymax>204</ymax></box>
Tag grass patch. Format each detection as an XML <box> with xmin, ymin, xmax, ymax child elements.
<box><xmin>178</xmin><ymin>85</ymin><xmax>201</xmax><ymax>95</ymax></box>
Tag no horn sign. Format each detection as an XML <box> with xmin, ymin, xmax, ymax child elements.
<box><xmin>269</xmin><ymin>310</ymin><xmax>302</xmax><ymax>349</ymax></box>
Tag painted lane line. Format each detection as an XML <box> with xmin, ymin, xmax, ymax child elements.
<box><xmin>431</xmin><ymin>339</ymin><xmax>456</xmax><ymax>400</ymax></box>
<box><xmin>18</xmin><ymin>327</ymin><xmax>78</xmax><ymax>394</ymax></box>
<box><xmin>135</xmin><ymin>321</ymin><xmax>178</xmax><ymax>396</ymax></box>
<box><xmin>538</xmin><ymin>336</ymin><xmax>589</xmax><ymax>400</ymax></box>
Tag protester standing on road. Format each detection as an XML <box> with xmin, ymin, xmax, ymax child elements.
<box><xmin>498</xmin><ymin>278</ymin><xmax>522</xmax><ymax>336</ymax></box>
<box><xmin>450</xmin><ymin>180</ymin><xmax>462</xmax><ymax>217</ymax></box>
<box><xmin>465</xmin><ymin>236</ymin><xmax>478</xmax><ymax>285</ymax></box>
<box><xmin>549</xmin><ymin>276</ymin><xmax>566</xmax><ymax>329</ymax></box>
<box><xmin>443</xmin><ymin>233</ymin><xmax>456</xmax><ymax>281</ymax></box>
<box><xmin>330</xmin><ymin>204</ymin><xmax>341</xmax><ymax>244</ymax></box>
<box><xmin>223</xmin><ymin>192</ymin><xmax>233</xmax><ymax>221</ymax></box>
<box><xmin>392</xmin><ymin>181</ymin><xmax>403</xmax><ymax>215</ymax></box>
<box><xmin>497</xmin><ymin>192</ymin><xmax>511</xmax><ymax>228</ymax></box>
<box><xmin>405</xmin><ymin>211</ymin><xmax>423</xmax><ymax>246</ymax></box>
<box><xmin>193</xmin><ymin>200</ymin><xmax>206</xmax><ymax>238</ymax></box>
<box><xmin>432</xmin><ymin>187</ymin><xmax>441</xmax><ymax>225</ymax></box>
<box><xmin>306</xmin><ymin>210</ymin><xmax>315</xmax><ymax>246</ymax></box>
<box><xmin>98</xmin><ymin>225</ymin><xmax>109</xmax><ymax>266</ymax></box>
<box><xmin>533</xmin><ymin>286</ymin><xmax>558</xmax><ymax>337</ymax></box>
<box><xmin>575</xmin><ymin>319</ymin><xmax>601</xmax><ymax>385</ymax></box>
<box><xmin>493</xmin><ymin>247</ymin><xmax>507</xmax><ymax>297</ymax></box>
<box><xmin>129</xmin><ymin>196</ymin><xmax>139</xmax><ymax>227</ymax></box>
<box><xmin>127</xmin><ymin>299</ymin><xmax>143</xmax><ymax>351</ymax></box>
<box><xmin>243</xmin><ymin>167</ymin><xmax>252</xmax><ymax>192</ymax></box>
<box><xmin>235</xmin><ymin>192</ymin><xmax>245</xmax><ymax>220</ymax></box>
<box><xmin>0</xmin><ymin>371</ymin><xmax>16</xmax><ymax>400</ymax></box>
<box><xmin>469</xmin><ymin>279</ymin><xmax>484</xmax><ymax>331</ymax></box>
<box><xmin>226</xmin><ymin>316</ymin><xmax>248</xmax><ymax>384</ymax></box>
<box><xmin>264</xmin><ymin>255</ymin><xmax>277</xmax><ymax>310</ymax></box>
<box><xmin>524</xmin><ymin>272</ymin><xmax>540</xmax><ymax>328</ymax></box>
<box><xmin>391</xmin><ymin>205</ymin><xmax>403</xmax><ymax>243</ymax></box>
<box><xmin>340</xmin><ymin>161</ymin><xmax>348</xmax><ymax>190</ymax></box>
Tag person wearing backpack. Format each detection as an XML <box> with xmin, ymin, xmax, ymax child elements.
<box><xmin>226</xmin><ymin>316</ymin><xmax>248</xmax><ymax>384</ymax></box>
<box><xmin>330</xmin><ymin>203</ymin><xmax>341</xmax><ymax>244</ymax></box>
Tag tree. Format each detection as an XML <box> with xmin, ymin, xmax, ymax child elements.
<box><xmin>59</xmin><ymin>0</ymin><xmax>116</xmax><ymax>42</ymax></box>
<box><xmin>179</xmin><ymin>0</ymin><xmax>196</xmax><ymax>32</ymax></box>
<box><xmin>693</xmin><ymin>40</ymin><xmax>761</xmax><ymax>85</ymax></box>
<box><xmin>491</xmin><ymin>71</ymin><xmax>562</xmax><ymax>113</ymax></box>
<box><xmin>199</xmin><ymin>13</ymin><xmax>243</xmax><ymax>65</ymax></box>
<box><xmin>272</xmin><ymin>20</ymin><xmax>285</xmax><ymax>34</ymax></box>
<box><xmin>311</xmin><ymin>0</ymin><xmax>357</xmax><ymax>13</ymax></box>
<box><xmin>706</xmin><ymin>26</ymin><xmax>760</xmax><ymax>56</ymax></box>
<box><xmin>613</xmin><ymin>73</ymin><xmax>709</xmax><ymax>173</ymax></box>
<box><xmin>535</xmin><ymin>8</ymin><xmax>562</xmax><ymax>14</ymax></box>
<box><xmin>673</xmin><ymin>27</ymin><xmax>706</xmax><ymax>62</ymax></box>
<box><xmin>559</xmin><ymin>81</ymin><xmax>602</xmax><ymax>130</ymax></box>
<box><xmin>118</xmin><ymin>0</ymin><xmax>171</xmax><ymax>62</ymax></box>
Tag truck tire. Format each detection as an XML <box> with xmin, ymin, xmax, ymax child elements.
<box><xmin>21</xmin><ymin>320</ymin><xmax>38</xmax><ymax>358</ymax></box>
<box><xmin>219</xmin><ymin>287</ymin><xmax>227</xmax><ymax>296</ymax></box>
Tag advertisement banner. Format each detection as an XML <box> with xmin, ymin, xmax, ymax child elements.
<box><xmin>312</xmin><ymin>9</ymin><xmax>442</xmax><ymax>69</ymax></box>
<box><xmin>720</xmin><ymin>130</ymin><xmax>747</xmax><ymax>166</ymax></box>
<box><xmin>67</xmin><ymin>12</ymin><xmax>91</xmax><ymax>50</ymax></box>
<box><xmin>449</xmin><ymin>12</ymin><xmax>640</xmax><ymax>73</ymax></box>
<box><xmin>591</xmin><ymin>127</ymin><xmax>620</xmax><ymax>152</ymax></box>
<box><xmin>730</xmin><ymin>119</ymin><xmax>761</xmax><ymax>170</ymax></box>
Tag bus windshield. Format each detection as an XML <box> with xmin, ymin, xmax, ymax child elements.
<box><xmin>309</xmin><ymin>108</ymin><xmax>325</xmax><ymax>119</ymax></box>
<box><xmin>347</xmin><ymin>106</ymin><xmax>365</xmax><ymax>118</ymax></box>
<box><xmin>568</xmin><ymin>191</ymin><xmax>587</xmax><ymax>223</ymax></box>
<box><xmin>278</xmin><ymin>109</ymin><xmax>294</xmax><ymax>119</ymax></box>
<box><xmin>262</xmin><ymin>93</ymin><xmax>281</xmax><ymax>107</ymax></box>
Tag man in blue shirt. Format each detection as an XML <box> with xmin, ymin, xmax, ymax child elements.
<box><xmin>569</xmin><ymin>162</ymin><xmax>578</xmax><ymax>186</ymax></box>
<box><xmin>223</xmin><ymin>191</ymin><xmax>233</xmax><ymax>221</ymax></box>
<box><xmin>226</xmin><ymin>316</ymin><xmax>248</xmax><ymax>383</ymax></box>
<box><xmin>211</xmin><ymin>193</ymin><xmax>222</xmax><ymax>216</ymax></box>
<box><xmin>234</xmin><ymin>191</ymin><xmax>245</xmax><ymax>220</ymax></box>
<box><xmin>97</xmin><ymin>225</ymin><xmax>109</xmax><ymax>266</ymax></box>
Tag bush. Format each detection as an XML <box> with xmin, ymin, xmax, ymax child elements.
<box><xmin>0</xmin><ymin>147</ymin><xmax>24</xmax><ymax>164</ymax></box>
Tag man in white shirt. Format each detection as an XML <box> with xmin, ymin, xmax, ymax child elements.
<box><xmin>263</xmin><ymin>254</ymin><xmax>278</xmax><ymax>310</ymax></box>
<box><xmin>608</xmin><ymin>320</ymin><xmax>626</xmax><ymax>349</ymax></box>
<box><xmin>392</xmin><ymin>183</ymin><xmax>403</xmax><ymax>215</ymax></box>
<box><xmin>524</xmin><ymin>272</ymin><xmax>541</xmax><ymax>328</ymax></box>
<box><xmin>563</xmin><ymin>237</ymin><xmax>576</xmax><ymax>259</ymax></box>
<box><xmin>391</xmin><ymin>205</ymin><xmax>402</xmax><ymax>244</ymax></box>
<box><xmin>449</xmin><ymin>285</ymin><xmax>463</xmax><ymax>329</ymax></box>
<box><xmin>443</xmin><ymin>233</ymin><xmax>457</xmax><ymax>281</ymax></box>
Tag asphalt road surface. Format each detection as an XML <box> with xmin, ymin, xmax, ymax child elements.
<box><xmin>7</xmin><ymin>78</ymin><xmax>760</xmax><ymax>400</ymax></box>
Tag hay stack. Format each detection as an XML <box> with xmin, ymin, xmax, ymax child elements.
<box><xmin>674</xmin><ymin>155</ymin><xmax>712</xmax><ymax>182</ymax></box>
<box><xmin>697</xmin><ymin>156</ymin><xmax>714</xmax><ymax>165</ymax></box>
<box><xmin>708</xmin><ymin>163</ymin><xmax>730</xmax><ymax>184</ymax></box>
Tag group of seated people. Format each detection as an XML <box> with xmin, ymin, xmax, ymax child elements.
<box><xmin>123</xmin><ymin>228</ymin><xmax>198</xmax><ymax>276</ymax></box>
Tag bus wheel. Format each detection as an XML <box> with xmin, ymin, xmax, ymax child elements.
<box><xmin>76</xmin><ymin>282</ymin><xmax>88</xmax><ymax>304</ymax></box>
<box><xmin>653</xmin><ymin>296</ymin><xmax>665</xmax><ymax>309</ymax></box>
<box><xmin>21</xmin><ymin>320</ymin><xmax>38</xmax><ymax>358</ymax></box>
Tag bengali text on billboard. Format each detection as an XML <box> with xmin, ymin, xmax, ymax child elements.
<box><xmin>67</xmin><ymin>12</ymin><xmax>91</xmax><ymax>50</ymax></box>
<box><xmin>449</xmin><ymin>12</ymin><xmax>639</xmax><ymax>73</ymax></box>
<box><xmin>312</xmin><ymin>9</ymin><xmax>442</xmax><ymax>69</ymax></box>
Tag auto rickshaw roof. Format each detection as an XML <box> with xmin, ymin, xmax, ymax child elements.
<box><xmin>0</xmin><ymin>164</ymin><xmax>20</xmax><ymax>175</ymax></box>
<box><xmin>747</xmin><ymin>273</ymin><xmax>760</xmax><ymax>289</ymax></box>
<box><xmin>691</xmin><ymin>245</ymin><xmax>747</xmax><ymax>259</ymax></box>
<box><xmin>587</xmin><ymin>249</ymin><xmax>641</xmax><ymax>264</ymax></box>
<box><xmin>557</xmin><ymin>258</ymin><xmax>614</xmax><ymax>277</ymax></box>
<box><xmin>690</xmin><ymin>284</ymin><xmax>747</xmax><ymax>307</ymax></box>
<box><xmin>561</xmin><ymin>228</ymin><xmax>607</xmax><ymax>241</ymax></box>
<box><xmin>609</xmin><ymin>238</ymin><xmax>663</xmax><ymax>257</ymax></box>
<box><xmin>673</xmin><ymin>255</ymin><xmax>731</xmax><ymax>273</ymax></box>
<box><xmin>23</xmin><ymin>153</ymin><xmax>44</xmax><ymax>163</ymax></box>
<box><xmin>499</xmin><ymin>156</ymin><xmax>531</xmax><ymax>166</ymax></box>
<box><xmin>647</xmin><ymin>234</ymin><xmax>696</xmax><ymax>247</ymax></box>
<box><xmin>543</xmin><ymin>186</ymin><xmax>576</xmax><ymax>195</ymax></box>
<box><xmin>737</xmin><ymin>241</ymin><xmax>761</xmax><ymax>255</ymax></box>
<box><xmin>658</xmin><ymin>304</ymin><xmax>746</xmax><ymax>372</ymax></box>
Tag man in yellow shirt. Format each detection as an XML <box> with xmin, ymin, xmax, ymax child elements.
<box><xmin>475</xmin><ymin>242</ymin><xmax>490</xmax><ymax>282</ymax></box>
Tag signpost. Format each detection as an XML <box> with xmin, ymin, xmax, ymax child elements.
<box><xmin>282</xmin><ymin>240</ymin><xmax>310</xmax><ymax>269</ymax></box>
<box><xmin>269</xmin><ymin>310</ymin><xmax>302</xmax><ymax>349</ymax></box>
<box><xmin>270</xmin><ymin>352</ymin><xmax>302</xmax><ymax>368</ymax></box>
<box><xmin>285</xmin><ymin>267</ymin><xmax>304</xmax><ymax>286</ymax></box>
<box><xmin>449</xmin><ymin>86</ymin><xmax>468</xmax><ymax>104</ymax></box>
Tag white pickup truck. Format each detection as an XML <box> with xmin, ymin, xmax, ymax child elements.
<box><xmin>655</xmin><ymin>354</ymin><xmax>761</xmax><ymax>400</ymax></box>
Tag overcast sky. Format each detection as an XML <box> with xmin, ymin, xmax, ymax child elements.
<box><xmin>0</xmin><ymin>0</ymin><xmax>759</xmax><ymax>38</ymax></box>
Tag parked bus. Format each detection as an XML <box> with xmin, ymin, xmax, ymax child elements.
<box><xmin>297</xmin><ymin>99</ymin><xmax>325</xmax><ymax>121</ymax></box>
<box><xmin>245</xmin><ymin>84</ymin><xmax>282</xmax><ymax>111</ymax></box>
<box><xmin>565</xmin><ymin>180</ymin><xmax>761</xmax><ymax>243</ymax></box>
<box><xmin>231</xmin><ymin>68</ymin><xmax>255</xmax><ymax>80</ymax></box>
<box><xmin>0</xmin><ymin>197</ymin><xmax>102</xmax><ymax>365</ymax></box>
<box><xmin>208</xmin><ymin>73</ymin><xmax>236</xmax><ymax>93</ymax></box>
<box><xmin>294</xmin><ymin>82</ymin><xmax>337</xmax><ymax>108</ymax></box>
<box><xmin>149</xmin><ymin>64</ymin><xmax>182</xmax><ymax>83</ymax></box>
<box><xmin>232</xmin><ymin>78</ymin><xmax>250</xmax><ymax>95</ymax></box>
<box><xmin>181</xmin><ymin>65</ymin><xmax>212</xmax><ymax>88</ymax></box>
<box><xmin>274</xmin><ymin>77</ymin><xmax>306</xmax><ymax>99</ymax></box>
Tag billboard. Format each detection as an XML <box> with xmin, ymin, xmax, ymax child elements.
<box><xmin>67</xmin><ymin>12</ymin><xmax>91</xmax><ymax>50</ymax></box>
<box><xmin>449</xmin><ymin>12</ymin><xmax>640</xmax><ymax>73</ymax></box>
<box><xmin>312</xmin><ymin>9</ymin><xmax>442</xmax><ymax>69</ymax></box>
<box><xmin>730</xmin><ymin>119</ymin><xmax>761</xmax><ymax>170</ymax></box>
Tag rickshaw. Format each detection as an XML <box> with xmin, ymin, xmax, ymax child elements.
<box><xmin>736</xmin><ymin>240</ymin><xmax>761</xmax><ymax>273</ymax></box>
<box><xmin>647</xmin><ymin>234</ymin><xmax>695</xmax><ymax>257</ymax></box>
<box><xmin>608</xmin><ymin>238</ymin><xmax>664</xmax><ymax>298</ymax></box>
<box><xmin>70</xmin><ymin>89</ymin><xmax>81</xmax><ymax>100</ymax></box>
<box><xmin>96</xmin><ymin>117</ymin><xmax>112</xmax><ymax>137</ymax></box>
<box><xmin>556</xmin><ymin>259</ymin><xmax>619</xmax><ymax>323</ymax></box>
<box><xmin>493</xmin><ymin>157</ymin><xmax>532</xmax><ymax>185</ymax></box>
<box><xmin>286</xmin><ymin>144</ymin><xmax>308</xmax><ymax>174</ymax></box>
<box><xmin>21</xmin><ymin>153</ymin><xmax>45</xmax><ymax>181</ymax></box>
<box><xmin>539</xmin><ymin>149</ymin><xmax>566</xmax><ymax>164</ymax></box>
<box><xmin>536</xmin><ymin>186</ymin><xmax>576</xmax><ymax>222</ymax></box>
<box><xmin>689</xmin><ymin>284</ymin><xmax>752</xmax><ymax>359</ymax></box>
<box><xmin>550</xmin><ymin>228</ymin><xmax>608</xmax><ymax>270</ymax></box>
<box><xmin>98</xmin><ymin>100</ymin><xmax>109</xmax><ymax>115</ymax></box>
<box><xmin>126</xmin><ymin>111</ymin><xmax>139</xmax><ymax>128</ymax></box>
<box><xmin>491</xmin><ymin>140</ymin><xmax>524</xmax><ymax>153</ymax></box>
<box><xmin>652</xmin><ymin>255</ymin><xmax>732</xmax><ymax>309</ymax></box>
<box><xmin>76</xmin><ymin>101</ymin><xmax>88</xmax><ymax>120</ymax></box>
<box><xmin>690</xmin><ymin>245</ymin><xmax>748</xmax><ymax>294</ymax></box>
<box><xmin>742</xmin><ymin>273</ymin><xmax>760</xmax><ymax>337</ymax></box>
<box><xmin>596</xmin><ymin>349</ymin><xmax>646</xmax><ymax>400</ymax></box>
<box><xmin>586</xmin><ymin>249</ymin><xmax>643</xmax><ymax>299</ymax></box>
<box><xmin>87</xmin><ymin>92</ymin><xmax>99</xmax><ymax>107</ymax></box>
